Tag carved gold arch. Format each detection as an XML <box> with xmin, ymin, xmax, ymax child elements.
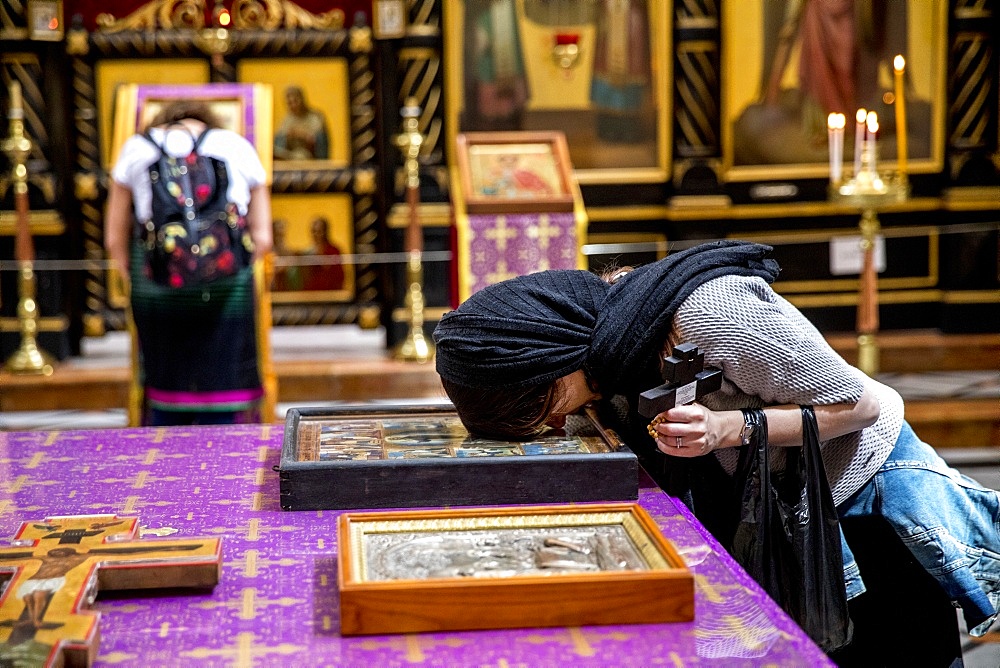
<box><xmin>95</xmin><ymin>0</ymin><xmax>345</xmax><ymax>33</ymax></box>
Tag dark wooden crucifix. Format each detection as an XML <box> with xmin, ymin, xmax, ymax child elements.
<box><xmin>638</xmin><ymin>343</ymin><xmax>723</xmax><ymax>419</ymax></box>
<box><xmin>0</xmin><ymin>514</ymin><xmax>221</xmax><ymax>667</ymax></box>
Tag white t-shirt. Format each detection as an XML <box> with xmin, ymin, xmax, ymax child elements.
<box><xmin>111</xmin><ymin>127</ymin><xmax>266</xmax><ymax>222</ymax></box>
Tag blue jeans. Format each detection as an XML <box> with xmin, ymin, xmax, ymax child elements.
<box><xmin>837</xmin><ymin>421</ymin><xmax>1000</xmax><ymax>637</ymax></box>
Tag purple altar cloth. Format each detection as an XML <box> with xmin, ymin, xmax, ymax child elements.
<box><xmin>466</xmin><ymin>213</ymin><xmax>580</xmax><ymax>295</ymax></box>
<box><xmin>0</xmin><ymin>425</ymin><xmax>832</xmax><ymax>667</ymax></box>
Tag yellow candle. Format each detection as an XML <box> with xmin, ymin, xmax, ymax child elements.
<box><xmin>893</xmin><ymin>55</ymin><xmax>908</xmax><ymax>178</ymax></box>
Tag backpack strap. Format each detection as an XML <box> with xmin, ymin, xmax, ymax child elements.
<box><xmin>191</xmin><ymin>127</ymin><xmax>212</xmax><ymax>154</ymax></box>
<box><xmin>142</xmin><ymin>123</ymin><xmax>208</xmax><ymax>155</ymax></box>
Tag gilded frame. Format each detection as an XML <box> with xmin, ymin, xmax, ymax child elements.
<box><xmin>337</xmin><ymin>502</ymin><xmax>693</xmax><ymax>635</ymax></box>
<box><xmin>444</xmin><ymin>0</ymin><xmax>672</xmax><ymax>186</ymax></box>
<box><xmin>456</xmin><ymin>131</ymin><xmax>576</xmax><ymax>213</ymax></box>
<box><xmin>721</xmin><ymin>0</ymin><xmax>947</xmax><ymax>183</ymax></box>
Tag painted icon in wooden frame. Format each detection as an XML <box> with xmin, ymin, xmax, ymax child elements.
<box><xmin>278</xmin><ymin>404</ymin><xmax>637</xmax><ymax>510</ymax></box>
<box><xmin>270</xmin><ymin>193</ymin><xmax>355</xmax><ymax>303</ymax></box>
<box><xmin>337</xmin><ymin>503</ymin><xmax>694</xmax><ymax>635</ymax></box>
<box><xmin>445</xmin><ymin>0</ymin><xmax>672</xmax><ymax>185</ymax></box>
<box><xmin>456</xmin><ymin>131</ymin><xmax>576</xmax><ymax>213</ymax></box>
<box><xmin>96</xmin><ymin>60</ymin><xmax>211</xmax><ymax>170</ymax></box>
<box><xmin>108</xmin><ymin>82</ymin><xmax>273</xmax><ymax>175</ymax></box>
<box><xmin>721</xmin><ymin>0</ymin><xmax>947</xmax><ymax>183</ymax></box>
<box><xmin>238</xmin><ymin>58</ymin><xmax>351</xmax><ymax>171</ymax></box>
<box><xmin>27</xmin><ymin>0</ymin><xmax>64</xmax><ymax>41</ymax></box>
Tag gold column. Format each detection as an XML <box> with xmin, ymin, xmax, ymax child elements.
<box><xmin>3</xmin><ymin>81</ymin><xmax>54</xmax><ymax>375</ymax></box>
<box><xmin>392</xmin><ymin>97</ymin><xmax>434</xmax><ymax>363</ymax></box>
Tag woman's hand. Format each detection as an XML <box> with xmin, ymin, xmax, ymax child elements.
<box><xmin>647</xmin><ymin>385</ymin><xmax>882</xmax><ymax>457</ymax></box>
<box><xmin>648</xmin><ymin>403</ymin><xmax>741</xmax><ymax>458</ymax></box>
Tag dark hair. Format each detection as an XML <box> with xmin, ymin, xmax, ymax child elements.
<box><xmin>146</xmin><ymin>100</ymin><xmax>222</xmax><ymax>131</ymax></box>
<box><xmin>441</xmin><ymin>377</ymin><xmax>555</xmax><ymax>441</ymax></box>
<box><xmin>441</xmin><ymin>269</ymin><xmax>624</xmax><ymax>440</ymax></box>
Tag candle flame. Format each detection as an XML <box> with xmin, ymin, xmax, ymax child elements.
<box><xmin>856</xmin><ymin>108</ymin><xmax>867</xmax><ymax>124</ymax></box>
<box><xmin>867</xmin><ymin>117</ymin><xmax>879</xmax><ymax>134</ymax></box>
<box><xmin>827</xmin><ymin>112</ymin><xmax>845</xmax><ymax>130</ymax></box>
<box><xmin>866</xmin><ymin>111</ymin><xmax>878</xmax><ymax>126</ymax></box>
<box><xmin>893</xmin><ymin>55</ymin><xmax>905</xmax><ymax>73</ymax></box>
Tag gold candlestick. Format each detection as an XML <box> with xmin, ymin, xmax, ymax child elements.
<box><xmin>392</xmin><ymin>97</ymin><xmax>433</xmax><ymax>363</ymax></box>
<box><xmin>3</xmin><ymin>81</ymin><xmax>55</xmax><ymax>375</ymax></box>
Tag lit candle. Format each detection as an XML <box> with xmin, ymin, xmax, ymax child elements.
<box><xmin>8</xmin><ymin>81</ymin><xmax>22</xmax><ymax>117</ymax></box>
<box><xmin>827</xmin><ymin>112</ymin><xmax>845</xmax><ymax>184</ymax></box>
<box><xmin>853</xmin><ymin>108</ymin><xmax>867</xmax><ymax>177</ymax></box>
<box><xmin>893</xmin><ymin>55</ymin><xmax>908</xmax><ymax>179</ymax></box>
<box><xmin>866</xmin><ymin>111</ymin><xmax>879</xmax><ymax>177</ymax></box>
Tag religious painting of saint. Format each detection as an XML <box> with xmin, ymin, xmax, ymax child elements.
<box><xmin>280</xmin><ymin>405</ymin><xmax>638</xmax><ymax>511</ymax></box>
<box><xmin>237</xmin><ymin>58</ymin><xmax>351</xmax><ymax>170</ymax></box>
<box><xmin>446</xmin><ymin>0</ymin><xmax>672</xmax><ymax>185</ymax></box>
<box><xmin>274</xmin><ymin>85</ymin><xmax>330</xmax><ymax>161</ymax></box>
<box><xmin>269</xmin><ymin>193</ymin><xmax>354</xmax><ymax>303</ymax></box>
<box><xmin>337</xmin><ymin>503</ymin><xmax>692</xmax><ymax>635</ymax></box>
<box><xmin>721</xmin><ymin>0</ymin><xmax>947</xmax><ymax>182</ymax></box>
<box><xmin>456</xmin><ymin>131</ymin><xmax>576</xmax><ymax>214</ymax></box>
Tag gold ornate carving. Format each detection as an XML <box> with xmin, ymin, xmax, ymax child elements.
<box><xmin>66</xmin><ymin>27</ymin><xmax>90</xmax><ymax>55</ymax></box>
<box><xmin>96</xmin><ymin>0</ymin><xmax>207</xmax><ymax>32</ymax></box>
<box><xmin>74</xmin><ymin>172</ymin><xmax>99</xmax><ymax>201</ymax></box>
<box><xmin>353</xmin><ymin>168</ymin><xmax>376</xmax><ymax>194</ymax></box>
<box><xmin>95</xmin><ymin>0</ymin><xmax>345</xmax><ymax>32</ymax></box>
<box><xmin>83</xmin><ymin>313</ymin><xmax>106</xmax><ymax>337</ymax></box>
<box><xmin>349</xmin><ymin>25</ymin><xmax>373</xmax><ymax>53</ymax></box>
<box><xmin>231</xmin><ymin>0</ymin><xmax>345</xmax><ymax>30</ymax></box>
<box><xmin>358</xmin><ymin>305</ymin><xmax>381</xmax><ymax>330</ymax></box>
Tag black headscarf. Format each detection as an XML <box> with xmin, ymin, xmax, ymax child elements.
<box><xmin>433</xmin><ymin>240</ymin><xmax>780</xmax><ymax>397</ymax></box>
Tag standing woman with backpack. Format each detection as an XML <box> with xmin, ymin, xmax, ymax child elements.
<box><xmin>105</xmin><ymin>100</ymin><xmax>273</xmax><ymax>426</ymax></box>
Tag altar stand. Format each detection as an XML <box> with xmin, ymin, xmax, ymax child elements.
<box><xmin>0</xmin><ymin>424</ymin><xmax>831</xmax><ymax>666</ymax></box>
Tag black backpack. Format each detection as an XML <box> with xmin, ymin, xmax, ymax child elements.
<box><xmin>138</xmin><ymin>126</ymin><xmax>253</xmax><ymax>288</ymax></box>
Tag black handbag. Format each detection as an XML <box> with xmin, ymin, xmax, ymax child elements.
<box><xmin>730</xmin><ymin>406</ymin><xmax>853</xmax><ymax>653</ymax></box>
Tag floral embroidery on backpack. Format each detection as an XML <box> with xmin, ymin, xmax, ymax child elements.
<box><xmin>139</xmin><ymin>126</ymin><xmax>253</xmax><ymax>288</ymax></box>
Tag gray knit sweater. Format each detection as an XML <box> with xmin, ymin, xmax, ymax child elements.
<box><xmin>671</xmin><ymin>274</ymin><xmax>904</xmax><ymax>506</ymax></box>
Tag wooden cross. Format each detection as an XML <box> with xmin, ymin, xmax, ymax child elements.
<box><xmin>0</xmin><ymin>514</ymin><xmax>221</xmax><ymax>667</ymax></box>
<box><xmin>638</xmin><ymin>343</ymin><xmax>723</xmax><ymax>418</ymax></box>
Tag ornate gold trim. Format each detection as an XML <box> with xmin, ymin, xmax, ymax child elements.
<box><xmin>97</xmin><ymin>0</ymin><xmax>208</xmax><ymax>32</ymax></box>
<box><xmin>0</xmin><ymin>315</ymin><xmax>68</xmax><ymax>333</ymax></box>
<box><xmin>349</xmin><ymin>25</ymin><xmax>373</xmax><ymax>52</ymax></box>
<box><xmin>387</xmin><ymin>202</ymin><xmax>453</xmax><ymax>228</ymax></box>
<box><xmin>0</xmin><ymin>210</ymin><xmax>64</xmax><ymax>236</ymax></box>
<box><xmin>96</xmin><ymin>0</ymin><xmax>345</xmax><ymax>32</ymax></box>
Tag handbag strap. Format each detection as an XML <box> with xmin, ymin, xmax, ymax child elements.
<box><xmin>735</xmin><ymin>407</ymin><xmax>769</xmax><ymax>485</ymax></box>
